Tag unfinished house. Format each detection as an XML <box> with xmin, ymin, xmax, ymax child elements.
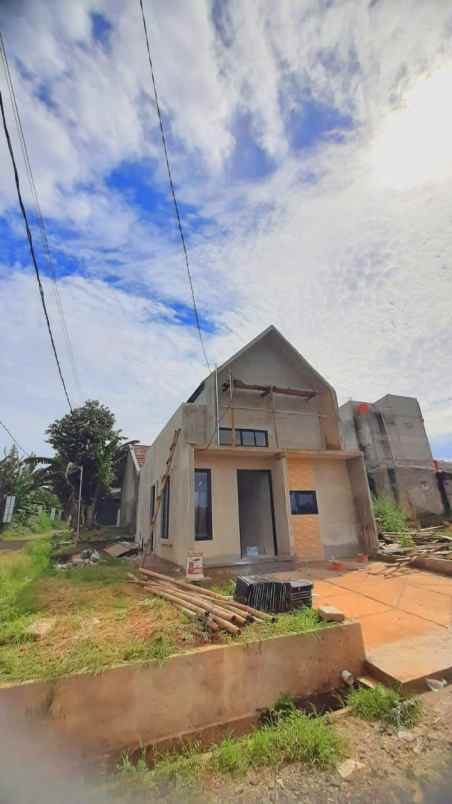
<box><xmin>136</xmin><ymin>326</ymin><xmax>377</xmax><ymax>567</ymax></box>
<box><xmin>120</xmin><ymin>444</ymin><xmax>150</xmax><ymax>533</ymax></box>
<box><xmin>340</xmin><ymin>396</ymin><xmax>444</xmax><ymax>519</ymax></box>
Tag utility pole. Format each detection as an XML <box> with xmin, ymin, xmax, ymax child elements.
<box><xmin>76</xmin><ymin>464</ymin><xmax>83</xmax><ymax>542</ymax></box>
<box><xmin>66</xmin><ymin>462</ymin><xmax>83</xmax><ymax>541</ymax></box>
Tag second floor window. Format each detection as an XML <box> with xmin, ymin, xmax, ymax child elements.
<box><xmin>219</xmin><ymin>428</ymin><xmax>268</xmax><ymax>447</ymax></box>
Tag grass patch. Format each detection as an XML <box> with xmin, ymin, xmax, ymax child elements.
<box><xmin>373</xmin><ymin>496</ymin><xmax>409</xmax><ymax>533</ymax></box>
<box><xmin>348</xmin><ymin>684</ymin><xmax>422</xmax><ymax>729</ymax></box>
<box><xmin>0</xmin><ymin>549</ymin><xmax>201</xmax><ymax>683</ymax></box>
<box><xmin>117</xmin><ymin>711</ymin><xmax>343</xmax><ymax>795</ymax></box>
<box><xmin>235</xmin><ymin>606</ymin><xmax>330</xmax><ymax>644</ymax></box>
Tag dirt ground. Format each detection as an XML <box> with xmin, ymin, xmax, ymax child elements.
<box><xmin>205</xmin><ymin>686</ymin><xmax>452</xmax><ymax>803</ymax></box>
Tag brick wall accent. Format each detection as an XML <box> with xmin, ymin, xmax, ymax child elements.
<box><xmin>287</xmin><ymin>458</ymin><xmax>324</xmax><ymax>561</ymax></box>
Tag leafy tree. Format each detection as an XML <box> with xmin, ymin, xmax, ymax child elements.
<box><xmin>46</xmin><ymin>400</ymin><xmax>125</xmax><ymax>528</ymax></box>
<box><xmin>0</xmin><ymin>447</ymin><xmax>60</xmax><ymax>528</ymax></box>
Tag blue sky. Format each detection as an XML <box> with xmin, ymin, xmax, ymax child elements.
<box><xmin>0</xmin><ymin>0</ymin><xmax>452</xmax><ymax>459</ymax></box>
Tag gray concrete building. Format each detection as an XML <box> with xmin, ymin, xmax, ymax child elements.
<box><xmin>120</xmin><ymin>444</ymin><xmax>149</xmax><ymax>533</ymax></box>
<box><xmin>340</xmin><ymin>395</ymin><xmax>444</xmax><ymax>519</ymax></box>
<box><xmin>136</xmin><ymin>326</ymin><xmax>377</xmax><ymax>567</ymax></box>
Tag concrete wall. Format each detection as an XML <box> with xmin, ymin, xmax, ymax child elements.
<box><xmin>339</xmin><ymin>395</ymin><xmax>444</xmax><ymax>518</ymax></box>
<box><xmin>287</xmin><ymin>459</ymin><xmax>324</xmax><ymax>561</ymax></box>
<box><xmin>193</xmin><ymin>451</ymin><xmax>293</xmax><ymax>564</ymax></box>
<box><xmin>120</xmin><ymin>451</ymin><xmax>138</xmax><ymax>532</ymax></box>
<box><xmin>374</xmin><ymin>395</ymin><xmax>434</xmax><ymax>467</ymax></box>
<box><xmin>136</xmin><ymin>406</ymin><xmax>195</xmax><ymax>567</ymax></box>
<box><xmin>287</xmin><ymin>455</ymin><xmax>377</xmax><ymax>560</ymax></box>
<box><xmin>0</xmin><ymin>623</ymin><xmax>365</xmax><ymax>757</ymax></box>
<box><xmin>192</xmin><ymin>328</ymin><xmax>341</xmax><ymax>451</ymax></box>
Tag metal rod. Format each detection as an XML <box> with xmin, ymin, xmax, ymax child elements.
<box><xmin>215</xmin><ymin>364</ymin><xmax>220</xmax><ymax>447</ymax></box>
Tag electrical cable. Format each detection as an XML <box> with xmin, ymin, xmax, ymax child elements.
<box><xmin>0</xmin><ymin>89</ymin><xmax>73</xmax><ymax>411</ymax></box>
<box><xmin>0</xmin><ymin>33</ymin><xmax>83</xmax><ymax>403</ymax></box>
<box><xmin>138</xmin><ymin>0</ymin><xmax>211</xmax><ymax>372</ymax></box>
<box><xmin>0</xmin><ymin>419</ymin><xmax>28</xmax><ymax>456</ymax></box>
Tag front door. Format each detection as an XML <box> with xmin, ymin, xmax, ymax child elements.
<box><xmin>237</xmin><ymin>469</ymin><xmax>277</xmax><ymax>558</ymax></box>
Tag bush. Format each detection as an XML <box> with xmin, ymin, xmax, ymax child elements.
<box><xmin>373</xmin><ymin>496</ymin><xmax>409</xmax><ymax>533</ymax></box>
<box><xmin>348</xmin><ymin>685</ymin><xmax>422</xmax><ymax>730</ymax></box>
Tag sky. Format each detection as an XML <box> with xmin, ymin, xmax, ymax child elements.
<box><xmin>0</xmin><ymin>0</ymin><xmax>451</xmax><ymax>459</ymax></box>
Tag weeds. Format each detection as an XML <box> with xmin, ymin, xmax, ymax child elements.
<box><xmin>116</xmin><ymin>711</ymin><xmax>342</xmax><ymax>795</ymax></box>
<box><xmin>373</xmin><ymin>496</ymin><xmax>408</xmax><ymax>533</ymax></box>
<box><xmin>398</xmin><ymin>533</ymin><xmax>415</xmax><ymax>550</ymax></box>
<box><xmin>348</xmin><ymin>684</ymin><xmax>422</xmax><ymax>729</ymax></box>
<box><xmin>259</xmin><ymin>693</ymin><xmax>297</xmax><ymax>726</ymax></box>
<box><xmin>236</xmin><ymin>606</ymin><xmax>329</xmax><ymax>645</ymax></box>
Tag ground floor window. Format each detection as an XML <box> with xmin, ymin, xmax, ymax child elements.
<box><xmin>160</xmin><ymin>479</ymin><xmax>170</xmax><ymax>539</ymax></box>
<box><xmin>194</xmin><ymin>469</ymin><xmax>212</xmax><ymax>540</ymax></box>
<box><xmin>290</xmin><ymin>490</ymin><xmax>318</xmax><ymax>515</ymax></box>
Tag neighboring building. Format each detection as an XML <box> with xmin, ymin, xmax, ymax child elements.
<box><xmin>340</xmin><ymin>395</ymin><xmax>444</xmax><ymax>519</ymax></box>
<box><xmin>136</xmin><ymin>326</ymin><xmax>376</xmax><ymax>567</ymax></box>
<box><xmin>120</xmin><ymin>444</ymin><xmax>150</xmax><ymax>533</ymax></box>
<box><xmin>434</xmin><ymin>460</ymin><xmax>452</xmax><ymax>515</ymax></box>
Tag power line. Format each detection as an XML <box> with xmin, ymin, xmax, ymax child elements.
<box><xmin>0</xmin><ymin>419</ymin><xmax>28</xmax><ymax>456</ymax></box>
<box><xmin>138</xmin><ymin>0</ymin><xmax>211</xmax><ymax>372</ymax></box>
<box><xmin>0</xmin><ymin>33</ymin><xmax>83</xmax><ymax>404</ymax></box>
<box><xmin>0</xmin><ymin>89</ymin><xmax>73</xmax><ymax>411</ymax></box>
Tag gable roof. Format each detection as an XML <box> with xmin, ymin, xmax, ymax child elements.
<box><xmin>188</xmin><ymin>325</ymin><xmax>335</xmax><ymax>402</ymax></box>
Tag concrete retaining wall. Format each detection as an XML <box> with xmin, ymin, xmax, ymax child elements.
<box><xmin>0</xmin><ymin>622</ymin><xmax>364</xmax><ymax>756</ymax></box>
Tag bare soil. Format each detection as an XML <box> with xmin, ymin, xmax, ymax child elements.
<box><xmin>204</xmin><ymin>686</ymin><xmax>452</xmax><ymax>803</ymax></box>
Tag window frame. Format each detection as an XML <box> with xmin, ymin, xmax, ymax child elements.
<box><xmin>219</xmin><ymin>427</ymin><xmax>268</xmax><ymax>448</ymax></box>
<box><xmin>150</xmin><ymin>484</ymin><xmax>156</xmax><ymax>521</ymax></box>
<box><xmin>194</xmin><ymin>468</ymin><xmax>213</xmax><ymax>541</ymax></box>
<box><xmin>289</xmin><ymin>490</ymin><xmax>318</xmax><ymax>516</ymax></box>
<box><xmin>160</xmin><ymin>479</ymin><xmax>170</xmax><ymax>539</ymax></box>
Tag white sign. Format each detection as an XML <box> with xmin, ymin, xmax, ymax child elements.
<box><xmin>186</xmin><ymin>552</ymin><xmax>204</xmax><ymax>581</ymax></box>
<box><xmin>2</xmin><ymin>495</ymin><xmax>16</xmax><ymax>524</ymax></box>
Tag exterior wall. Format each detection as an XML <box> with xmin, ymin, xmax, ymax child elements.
<box><xmin>119</xmin><ymin>452</ymin><xmax>138</xmax><ymax>532</ymax></box>
<box><xmin>340</xmin><ymin>395</ymin><xmax>444</xmax><ymax>518</ymax></box>
<box><xmin>136</xmin><ymin>406</ymin><xmax>195</xmax><ymax>567</ymax></box>
<box><xmin>0</xmin><ymin>624</ymin><xmax>365</xmax><ymax>756</ymax></box>
<box><xmin>287</xmin><ymin>455</ymin><xmax>376</xmax><ymax>560</ymax></box>
<box><xmin>193</xmin><ymin>451</ymin><xmax>293</xmax><ymax>564</ymax></box>
<box><xmin>287</xmin><ymin>459</ymin><xmax>323</xmax><ymax>560</ymax></box>
<box><xmin>192</xmin><ymin>329</ymin><xmax>341</xmax><ymax>452</ymax></box>
<box><xmin>346</xmin><ymin>454</ymin><xmax>378</xmax><ymax>555</ymax></box>
<box><xmin>374</xmin><ymin>395</ymin><xmax>434</xmax><ymax>467</ymax></box>
<box><xmin>287</xmin><ymin>456</ymin><xmax>372</xmax><ymax>560</ymax></box>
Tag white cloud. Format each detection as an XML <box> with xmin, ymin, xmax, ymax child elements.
<box><xmin>0</xmin><ymin>0</ymin><xmax>452</xmax><ymax>456</ymax></box>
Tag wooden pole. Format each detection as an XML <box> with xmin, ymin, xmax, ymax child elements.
<box><xmin>138</xmin><ymin>568</ymin><xmax>273</xmax><ymax>620</ymax></box>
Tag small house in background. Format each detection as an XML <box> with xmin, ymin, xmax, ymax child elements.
<box><xmin>340</xmin><ymin>396</ymin><xmax>444</xmax><ymax>521</ymax></box>
<box><xmin>120</xmin><ymin>444</ymin><xmax>150</xmax><ymax>533</ymax></box>
<box><xmin>136</xmin><ymin>326</ymin><xmax>377</xmax><ymax>568</ymax></box>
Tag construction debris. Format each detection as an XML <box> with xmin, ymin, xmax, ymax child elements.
<box><xmin>128</xmin><ymin>568</ymin><xmax>273</xmax><ymax>637</ymax></box>
<box><xmin>318</xmin><ymin>606</ymin><xmax>345</xmax><ymax>623</ymax></box>
<box><xmin>376</xmin><ymin>525</ymin><xmax>452</xmax><ymax>573</ymax></box>
<box><xmin>103</xmin><ymin>541</ymin><xmax>138</xmax><ymax>558</ymax></box>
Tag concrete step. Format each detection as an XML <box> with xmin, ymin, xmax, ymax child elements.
<box><xmin>365</xmin><ymin>630</ymin><xmax>452</xmax><ymax>693</ymax></box>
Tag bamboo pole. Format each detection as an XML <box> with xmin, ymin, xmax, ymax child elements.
<box><xmin>138</xmin><ymin>568</ymin><xmax>273</xmax><ymax>621</ymax></box>
<box><xmin>210</xmin><ymin>614</ymin><xmax>240</xmax><ymax>635</ymax></box>
<box><xmin>145</xmin><ymin>584</ymin><xmax>239</xmax><ymax>634</ymax></box>
<box><xmin>145</xmin><ymin>582</ymin><xmax>244</xmax><ymax>625</ymax></box>
<box><xmin>143</xmin><ymin>584</ymin><xmax>207</xmax><ymax>615</ymax></box>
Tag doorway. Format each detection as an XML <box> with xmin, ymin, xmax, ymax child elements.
<box><xmin>237</xmin><ymin>470</ymin><xmax>277</xmax><ymax>558</ymax></box>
